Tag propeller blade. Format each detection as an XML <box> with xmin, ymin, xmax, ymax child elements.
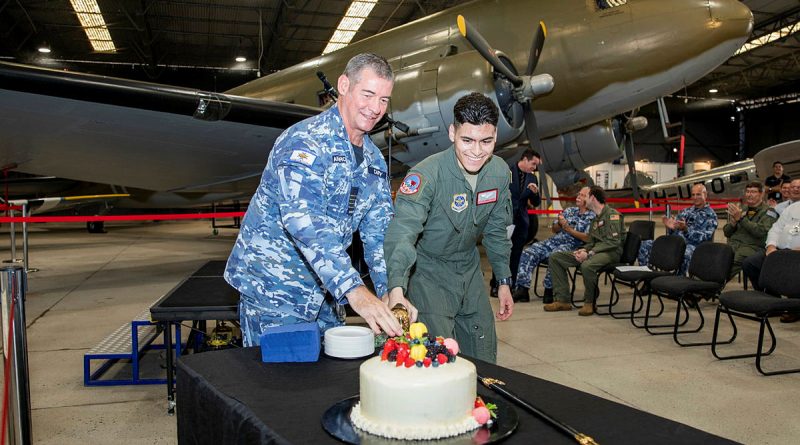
<box><xmin>457</xmin><ymin>15</ymin><xmax>523</xmax><ymax>87</ymax></box>
<box><xmin>523</xmin><ymin>101</ymin><xmax>552</xmax><ymax>208</ymax></box>
<box><xmin>624</xmin><ymin>133</ymin><xmax>641</xmax><ymax>206</ymax></box>
<box><xmin>525</xmin><ymin>22</ymin><xmax>547</xmax><ymax>76</ymax></box>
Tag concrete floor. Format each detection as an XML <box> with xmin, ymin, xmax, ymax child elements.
<box><xmin>3</xmin><ymin>217</ymin><xmax>799</xmax><ymax>444</ymax></box>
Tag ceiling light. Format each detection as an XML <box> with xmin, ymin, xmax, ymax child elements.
<box><xmin>709</xmin><ymin>88</ymin><xmax>718</xmax><ymax>94</ymax></box>
<box><xmin>69</xmin><ymin>0</ymin><xmax>117</xmax><ymax>53</ymax></box>
<box><xmin>38</xmin><ymin>47</ymin><xmax>51</xmax><ymax>54</ymax></box>
<box><xmin>673</xmin><ymin>148</ymin><xmax>678</xmax><ymax>153</ymax></box>
<box><xmin>322</xmin><ymin>0</ymin><xmax>378</xmax><ymax>55</ymax></box>
<box><xmin>235</xmin><ymin>56</ymin><xmax>247</xmax><ymax>62</ymax></box>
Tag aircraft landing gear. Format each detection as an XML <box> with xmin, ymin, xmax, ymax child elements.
<box><xmin>87</xmin><ymin>221</ymin><xmax>106</xmax><ymax>233</ymax></box>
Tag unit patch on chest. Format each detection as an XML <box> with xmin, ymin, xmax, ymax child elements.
<box><xmin>451</xmin><ymin>193</ymin><xmax>468</xmax><ymax>213</ymax></box>
<box><xmin>476</xmin><ymin>189</ymin><xmax>498</xmax><ymax>205</ymax></box>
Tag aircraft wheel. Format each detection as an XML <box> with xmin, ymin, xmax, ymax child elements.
<box><xmin>87</xmin><ymin>221</ymin><xmax>106</xmax><ymax>234</ymax></box>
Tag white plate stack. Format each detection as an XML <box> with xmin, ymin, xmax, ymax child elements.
<box><xmin>324</xmin><ymin>326</ymin><xmax>375</xmax><ymax>359</ymax></box>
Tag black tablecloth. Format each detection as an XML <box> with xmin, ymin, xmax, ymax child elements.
<box><xmin>176</xmin><ymin>347</ymin><xmax>739</xmax><ymax>445</ymax></box>
<box><xmin>150</xmin><ymin>276</ymin><xmax>239</xmax><ymax>322</ymax></box>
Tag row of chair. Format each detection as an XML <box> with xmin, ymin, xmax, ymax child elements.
<box><xmin>540</xmin><ymin>221</ymin><xmax>800</xmax><ymax>376</ymax></box>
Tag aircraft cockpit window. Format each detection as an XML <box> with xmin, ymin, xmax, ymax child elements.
<box><xmin>596</xmin><ymin>0</ymin><xmax>628</xmax><ymax>9</ymax></box>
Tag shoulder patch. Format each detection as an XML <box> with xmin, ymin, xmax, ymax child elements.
<box><xmin>610</xmin><ymin>214</ymin><xmax>620</xmax><ymax>221</ymax></box>
<box><xmin>767</xmin><ymin>209</ymin><xmax>779</xmax><ymax>219</ymax></box>
<box><xmin>399</xmin><ymin>173</ymin><xmax>423</xmax><ymax>195</ymax></box>
<box><xmin>288</xmin><ymin>150</ymin><xmax>316</xmax><ymax>167</ymax></box>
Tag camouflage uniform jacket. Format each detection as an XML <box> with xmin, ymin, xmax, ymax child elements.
<box><xmin>668</xmin><ymin>204</ymin><xmax>718</xmax><ymax>246</ymax></box>
<box><xmin>224</xmin><ymin>105</ymin><xmax>394</xmax><ymax>319</ymax></box>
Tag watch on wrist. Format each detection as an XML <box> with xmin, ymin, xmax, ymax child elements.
<box><xmin>497</xmin><ymin>277</ymin><xmax>513</xmax><ymax>287</ymax></box>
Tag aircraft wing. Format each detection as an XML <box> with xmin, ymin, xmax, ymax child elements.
<box><xmin>753</xmin><ymin>140</ymin><xmax>800</xmax><ymax>181</ymax></box>
<box><xmin>0</xmin><ymin>62</ymin><xmax>320</xmax><ymax>193</ymax></box>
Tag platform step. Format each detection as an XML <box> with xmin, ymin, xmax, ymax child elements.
<box><xmin>86</xmin><ymin>309</ymin><xmax>157</xmax><ymax>356</ymax></box>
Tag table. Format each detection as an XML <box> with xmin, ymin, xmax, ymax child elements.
<box><xmin>176</xmin><ymin>347</ymin><xmax>739</xmax><ymax>445</ymax></box>
<box><xmin>150</xmin><ymin>264</ymin><xmax>239</xmax><ymax>413</ymax></box>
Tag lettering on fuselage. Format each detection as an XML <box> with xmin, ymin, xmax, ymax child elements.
<box><xmin>643</xmin><ymin>170</ymin><xmax>752</xmax><ymax>202</ymax></box>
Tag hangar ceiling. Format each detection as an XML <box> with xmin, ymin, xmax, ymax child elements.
<box><xmin>1</xmin><ymin>1</ymin><xmax>799</xmax><ymax>100</ymax></box>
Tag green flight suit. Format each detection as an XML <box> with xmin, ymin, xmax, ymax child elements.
<box><xmin>723</xmin><ymin>202</ymin><xmax>778</xmax><ymax>278</ymax></box>
<box><xmin>550</xmin><ymin>205</ymin><xmax>624</xmax><ymax>304</ymax></box>
<box><xmin>384</xmin><ymin>147</ymin><xmax>512</xmax><ymax>363</ymax></box>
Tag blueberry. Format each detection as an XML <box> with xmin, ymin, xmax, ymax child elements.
<box><xmin>415</xmin><ymin>361</ymin><xmax>423</xmax><ymax>367</ymax></box>
<box><xmin>432</xmin><ymin>361</ymin><xmax>439</xmax><ymax>368</ymax></box>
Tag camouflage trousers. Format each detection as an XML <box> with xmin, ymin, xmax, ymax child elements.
<box><xmin>515</xmin><ymin>238</ymin><xmax>576</xmax><ymax>290</ymax></box>
<box><xmin>239</xmin><ymin>292</ymin><xmax>343</xmax><ymax>347</ymax></box>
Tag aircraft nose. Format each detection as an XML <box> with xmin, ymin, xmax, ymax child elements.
<box><xmin>710</xmin><ymin>0</ymin><xmax>754</xmax><ymax>36</ymax></box>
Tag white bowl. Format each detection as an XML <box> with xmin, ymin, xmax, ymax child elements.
<box><xmin>324</xmin><ymin>326</ymin><xmax>374</xmax><ymax>358</ymax></box>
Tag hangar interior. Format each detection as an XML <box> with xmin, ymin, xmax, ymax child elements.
<box><xmin>1</xmin><ymin>1</ymin><xmax>799</xmax><ymax>444</ymax></box>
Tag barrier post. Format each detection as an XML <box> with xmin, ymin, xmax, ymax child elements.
<box><xmin>0</xmin><ymin>265</ymin><xmax>32</xmax><ymax>445</ymax></box>
<box><xmin>648</xmin><ymin>199</ymin><xmax>653</xmax><ymax>221</ymax></box>
<box><xmin>4</xmin><ymin>209</ymin><xmax>21</xmax><ymax>265</ymax></box>
<box><xmin>20</xmin><ymin>205</ymin><xmax>36</xmax><ymax>274</ymax></box>
<box><xmin>665</xmin><ymin>204</ymin><xmax>672</xmax><ymax>219</ymax></box>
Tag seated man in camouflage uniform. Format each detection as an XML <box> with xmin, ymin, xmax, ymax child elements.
<box><xmin>724</xmin><ymin>181</ymin><xmax>778</xmax><ymax>279</ymax></box>
<box><xmin>638</xmin><ymin>183</ymin><xmax>717</xmax><ymax>275</ymax></box>
<box><xmin>225</xmin><ymin>53</ymin><xmax>414</xmax><ymax>346</ymax></box>
<box><xmin>512</xmin><ymin>186</ymin><xmax>595</xmax><ymax>303</ymax></box>
<box><xmin>546</xmin><ymin>186</ymin><xmax>625</xmax><ymax>316</ymax></box>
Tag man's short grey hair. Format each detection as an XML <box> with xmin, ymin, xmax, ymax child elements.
<box><xmin>343</xmin><ymin>53</ymin><xmax>394</xmax><ymax>83</ymax></box>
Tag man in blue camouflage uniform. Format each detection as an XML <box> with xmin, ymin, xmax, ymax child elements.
<box><xmin>512</xmin><ymin>187</ymin><xmax>595</xmax><ymax>303</ymax></box>
<box><xmin>637</xmin><ymin>183</ymin><xmax>718</xmax><ymax>275</ymax></box>
<box><xmin>225</xmin><ymin>53</ymin><xmax>414</xmax><ymax>346</ymax></box>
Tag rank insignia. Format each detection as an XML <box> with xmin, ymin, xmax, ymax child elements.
<box><xmin>289</xmin><ymin>150</ymin><xmax>316</xmax><ymax>166</ymax></box>
<box><xmin>610</xmin><ymin>214</ymin><xmax>620</xmax><ymax>221</ymax></box>
<box><xmin>399</xmin><ymin>173</ymin><xmax>422</xmax><ymax>195</ymax></box>
<box><xmin>451</xmin><ymin>193</ymin><xmax>468</xmax><ymax>213</ymax></box>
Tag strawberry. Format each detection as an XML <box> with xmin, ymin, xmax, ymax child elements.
<box><xmin>404</xmin><ymin>357</ymin><xmax>415</xmax><ymax>368</ymax></box>
<box><xmin>385</xmin><ymin>339</ymin><xmax>397</xmax><ymax>351</ymax></box>
<box><xmin>380</xmin><ymin>348</ymin><xmax>390</xmax><ymax>361</ymax></box>
<box><xmin>423</xmin><ymin>357</ymin><xmax>432</xmax><ymax>368</ymax></box>
<box><xmin>436</xmin><ymin>353</ymin><xmax>448</xmax><ymax>365</ymax></box>
<box><xmin>474</xmin><ymin>397</ymin><xmax>486</xmax><ymax>409</ymax></box>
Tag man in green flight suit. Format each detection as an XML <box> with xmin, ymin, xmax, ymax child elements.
<box><xmin>724</xmin><ymin>181</ymin><xmax>778</xmax><ymax>278</ymax></box>
<box><xmin>384</xmin><ymin>92</ymin><xmax>514</xmax><ymax>363</ymax></box>
<box><xmin>546</xmin><ymin>186</ymin><xmax>624</xmax><ymax>316</ymax></box>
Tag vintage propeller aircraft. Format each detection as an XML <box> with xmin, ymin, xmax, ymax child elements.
<box><xmin>0</xmin><ymin>0</ymin><xmax>753</xmax><ymax>219</ymax></box>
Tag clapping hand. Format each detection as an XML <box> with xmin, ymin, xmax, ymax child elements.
<box><xmin>527</xmin><ymin>183</ymin><xmax>539</xmax><ymax>194</ymax></box>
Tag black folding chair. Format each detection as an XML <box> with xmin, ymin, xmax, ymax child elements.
<box><xmin>647</xmin><ymin>242</ymin><xmax>734</xmax><ymax>346</ymax></box>
<box><xmin>594</xmin><ymin>232</ymin><xmax>641</xmax><ymax>316</ymax></box>
<box><xmin>607</xmin><ymin>235</ymin><xmax>686</xmax><ymax>326</ymax></box>
<box><xmin>711</xmin><ymin>250</ymin><xmax>800</xmax><ymax>376</ymax></box>
<box><xmin>628</xmin><ymin>220</ymin><xmax>655</xmax><ymax>241</ymax></box>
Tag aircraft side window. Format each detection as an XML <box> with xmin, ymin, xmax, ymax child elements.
<box><xmin>596</xmin><ymin>0</ymin><xmax>628</xmax><ymax>10</ymax></box>
<box><xmin>729</xmin><ymin>173</ymin><xmax>747</xmax><ymax>184</ymax></box>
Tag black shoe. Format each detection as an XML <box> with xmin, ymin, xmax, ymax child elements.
<box><xmin>512</xmin><ymin>287</ymin><xmax>530</xmax><ymax>303</ymax></box>
<box><xmin>543</xmin><ymin>288</ymin><xmax>554</xmax><ymax>304</ymax></box>
<box><xmin>490</xmin><ymin>286</ymin><xmax>499</xmax><ymax>298</ymax></box>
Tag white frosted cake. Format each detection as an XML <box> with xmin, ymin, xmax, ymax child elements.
<box><xmin>349</xmin><ymin>323</ymin><xmax>487</xmax><ymax>440</ymax></box>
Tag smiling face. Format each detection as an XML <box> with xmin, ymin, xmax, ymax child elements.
<box><xmin>743</xmin><ymin>186</ymin><xmax>764</xmax><ymax>207</ymax></box>
<box><xmin>449</xmin><ymin>122</ymin><xmax>497</xmax><ymax>173</ymax></box>
<box><xmin>691</xmin><ymin>184</ymin><xmax>707</xmax><ymax>208</ymax></box>
<box><xmin>773</xmin><ymin>162</ymin><xmax>784</xmax><ymax>176</ymax></box>
<box><xmin>576</xmin><ymin>187</ymin><xmax>589</xmax><ymax>210</ymax></box>
<box><xmin>337</xmin><ymin>68</ymin><xmax>393</xmax><ymax>145</ymax></box>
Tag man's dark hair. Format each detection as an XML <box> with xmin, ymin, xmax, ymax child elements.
<box><xmin>453</xmin><ymin>92</ymin><xmax>499</xmax><ymax>128</ymax></box>
<box><xmin>773</xmin><ymin>161</ymin><xmax>783</xmax><ymax>167</ymax></box>
<box><xmin>520</xmin><ymin>148</ymin><xmax>541</xmax><ymax>161</ymax></box>
<box><xmin>745</xmin><ymin>181</ymin><xmax>764</xmax><ymax>192</ymax></box>
<box><xmin>344</xmin><ymin>53</ymin><xmax>393</xmax><ymax>83</ymax></box>
<box><xmin>589</xmin><ymin>185</ymin><xmax>607</xmax><ymax>204</ymax></box>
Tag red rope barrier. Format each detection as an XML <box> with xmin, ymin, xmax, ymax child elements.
<box><xmin>0</xmin><ymin>211</ymin><xmax>245</xmax><ymax>224</ymax></box>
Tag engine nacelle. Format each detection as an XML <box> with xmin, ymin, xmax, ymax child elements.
<box><xmin>371</xmin><ymin>50</ymin><xmax>524</xmax><ymax>165</ymax></box>
<box><xmin>540</xmin><ymin>120</ymin><xmax>623</xmax><ymax>188</ymax></box>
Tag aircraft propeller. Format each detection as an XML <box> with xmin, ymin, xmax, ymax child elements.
<box><xmin>457</xmin><ymin>15</ymin><xmax>554</xmax><ymax>205</ymax></box>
